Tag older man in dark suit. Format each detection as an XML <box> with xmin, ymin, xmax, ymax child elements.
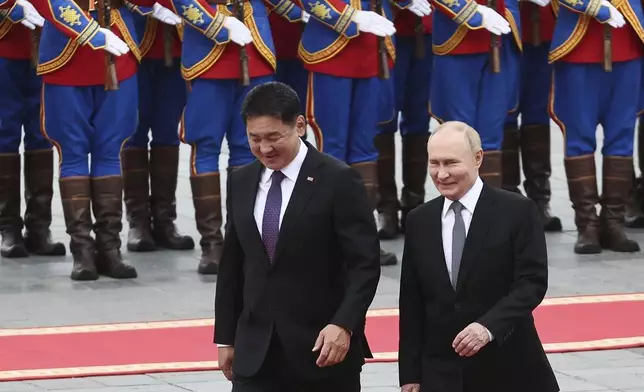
<box><xmin>398</xmin><ymin>121</ymin><xmax>559</xmax><ymax>392</ymax></box>
<box><xmin>214</xmin><ymin>82</ymin><xmax>381</xmax><ymax>392</ymax></box>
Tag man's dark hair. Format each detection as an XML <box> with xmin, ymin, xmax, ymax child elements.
<box><xmin>241</xmin><ymin>81</ymin><xmax>302</xmax><ymax>126</ymax></box>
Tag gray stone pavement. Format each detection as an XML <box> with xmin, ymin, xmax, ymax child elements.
<box><xmin>1</xmin><ymin>121</ymin><xmax>644</xmax><ymax>391</ymax></box>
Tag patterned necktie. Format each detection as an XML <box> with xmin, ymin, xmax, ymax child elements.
<box><xmin>262</xmin><ymin>170</ymin><xmax>285</xmax><ymax>262</ymax></box>
<box><xmin>451</xmin><ymin>201</ymin><xmax>466</xmax><ymax>289</ymax></box>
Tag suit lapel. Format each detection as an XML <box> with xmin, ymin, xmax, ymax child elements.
<box><xmin>272</xmin><ymin>147</ymin><xmax>324</xmax><ymax>264</ymax></box>
<box><xmin>238</xmin><ymin>161</ymin><xmax>265</xmax><ymax>258</ymax></box>
<box><xmin>455</xmin><ymin>185</ymin><xmax>497</xmax><ymax>292</ymax></box>
<box><xmin>430</xmin><ymin>197</ymin><xmax>457</xmax><ymax>296</ymax></box>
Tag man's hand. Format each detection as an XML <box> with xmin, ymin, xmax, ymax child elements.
<box><xmin>452</xmin><ymin>322</ymin><xmax>490</xmax><ymax>357</ymax></box>
<box><xmin>218</xmin><ymin>346</ymin><xmax>235</xmax><ymax>381</ymax></box>
<box><xmin>599</xmin><ymin>0</ymin><xmax>625</xmax><ymax>28</ymax></box>
<box><xmin>222</xmin><ymin>16</ymin><xmax>253</xmax><ymax>45</ymax></box>
<box><xmin>407</xmin><ymin>0</ymin><xmax>431</xmax><ymax>17</ymax></box>
<box><xmin>353</xmin><ymin>10</ymin><xmax>396</xmax><ymax>37</ymax></box>
<box><xmin>312</xmin><ymin>324</ymin><xmax>351</xmax><ymax>367</ymax></box>
<box><xmin>401</xmin><ymin>383</ymin><xmax>420</xmax><ymax>392</ymax></box>
<box><xmin>151</xmin><ymin>2</ymin><xmax>182</xmax><ymax>25</ymax></box>
<box><xmin>98</xmin><ymin>28</ymin><xmax>130</xmax><ymax>56</ymax></box>
<box><xmin>16</xmin><ymin>0</ymin><xmax>44</xmax><ymax>29</ymax></box>
<box><xmin>525</xmin><ymin>0</ymin><xmax>550</xmax><ymax>6</ymax></box>
<box><xmin>475</xmin><ymin>5</ymin><xmax>511</xmax><ymax>35</ymax></box>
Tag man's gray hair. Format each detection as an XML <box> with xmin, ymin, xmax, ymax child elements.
<box><xmin>430</xmin><ymin>121</ymin><xmax>482</xmax><ymax>155</ymax></box>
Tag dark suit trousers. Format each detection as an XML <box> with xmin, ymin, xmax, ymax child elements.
<box><xmin>232</xmin><ymin>334</ymin><xmax>361</xmax><ymax>392</ymax></box>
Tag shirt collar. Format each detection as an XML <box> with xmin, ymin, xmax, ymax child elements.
<box><xmin>442</xmin><ymin>177</ymin><xmax>484</xmax><ymax>217</ymax></box>
<box><xmin>261</xmin><ymin>139</ymin><xmax>308</xmax><ymax>184</ymax></box>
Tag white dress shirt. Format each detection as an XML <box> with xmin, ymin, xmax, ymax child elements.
<box><xmin>253</xmin><ymin>139</ymin><xmax>308</xmax><ymax>234</ymax></box>
<box><xmin>441</xmin><ymin>176</ymin><xmax>483</xmax><ymax>278</ymax></box>
<box><xmin>440</xmin><ymin>177</ymin><xmax>493</xmax><ymax>341</ymax></box>
<box><xmin>217</xmin><ymin>140</ymin><xmax>308</xmax><ymax>348</ymax></box>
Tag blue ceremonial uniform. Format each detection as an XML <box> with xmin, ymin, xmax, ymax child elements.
<box><xmin>500</xmin><ymin>0</ymin><xmax>522</xmax><ymax>192</ymax></box>
<box><xmin>502</xmin><ymin>1</ymin><xmax>561</xmax><ymax>232</ymax></box>
<box><xmin>34</xmin><ymin>0</ymin><xmax>147</xmax><ymax>281</ymax></box>
<box><xmin>0</xmin><ymin>5</ymin><xmax>66</xmax><ymax>259</ymax></box>
<box><xmin>549</xmin><ymin>0</ymin><xmax>644</xmax><ymax>254</ymax></box>
<box><xmin>375</xmin><ymin>12</ymin><xmax>432</xmax><ymax>240</ymax></box>
<box><xmin>429</xmin><ymin>0</ymin><xmax>513</xmax><ymax>187</ymax></box>
<box><xmin>500</xmin><ymin>1</ymin><xmax>561</xmax><ymax>232</ymax></box>
<box><xmin>168</xmin><ymin>0</ymin><xmax>301</xmax><ymax>274</ymax></box>
<box><xmin>120</xmin><ymin>6</ymin><xmax>195</xmax><ymax>254</ymax></box>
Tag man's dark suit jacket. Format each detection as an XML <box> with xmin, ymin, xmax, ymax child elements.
<box><xmin>398</xmin><ymin>184</ymin><xmax>559</xmax><ymax>392</ymax></box>
<box><xmin>214</xmin><ymin>144</ymin><xmax>381</xmax><ymax>381</ymax></box>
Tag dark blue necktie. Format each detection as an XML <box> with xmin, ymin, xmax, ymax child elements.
<box><xmin>262</xmin><ymin>170</ymin><xmax>285</xmax><ymax>262</ymax></box>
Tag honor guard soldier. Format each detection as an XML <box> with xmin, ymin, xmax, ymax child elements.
<box><xmin>502</xmin><ymin>0</ymin><xmax>561</xmax><ymax>231</ymax></box>
<box><xmin>548</xmin><ymin>0</ymin><xmax>644</xmax><ymax>254</ymax></box>
<box><xmin>374</xmin><ymin>10</ymin><xmax>432</xmax><ymax>239</ymax></box>
<box><xmin>300</xmin><ymin>0</ymin><xmax>430</xmax><ymax>265</ymax></box>
<box><xmin>31</xmin><ymin>0</ymin><xmax>155</xmax><ymax>280</ymax></box>
<box><xmin>0</xmin><ymin>0</ymin><xmax>66</xmax><ymax>258</ymax></box>
<box><xmin>429</xmin><ymin>0</ymin><xmax>511</xmax><ymax>187</ymax></box>
<box><xmin>269</xmin><ymin>0</ymin><xmax>309</xmax><ymax>110</ymax></box>
<box><xmin>122</xmin><ymin>3</ymin><xmax>195</xmax><ymax>252</ymax></box>
<box><xmin>168</xmin><ymin>0</ymin><xmax>304</xmax><ymax>274</ymax></box>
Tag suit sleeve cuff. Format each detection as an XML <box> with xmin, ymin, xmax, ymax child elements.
<box><xmin>486</xmin><ymin>327</ymin><xmax>494</xmax><ymax>342</ymax></box>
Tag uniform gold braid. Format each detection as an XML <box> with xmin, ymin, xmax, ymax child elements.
<box><xmin>36</xmin><ymin>40</ymin><xmax>80</xmax><ymax>74</ymax></box>
<box><xmin>505</xmin><ymin>8</ymin><xmax>523</xmax><ymax>52</ymax></box>
<box><xmin>113</xmin><ymin>9</ymin><xmax>142</xmax><ymax>61</ymax></box>
<box><xmin>298</xmin><ymin>37</ymin><xmax>350</xmax><ymax>63</ymax></box>
<box><xmin>139</xmin><ymin>18</ymin><xmax>158</xmax><ymax>57</ymax></box>
<box><xmin>298</xmin><ymin>0</ymin><xmax>357</xmax><ymax>64</ymax></box>
<box><xmin>246</xmin><ymin>2</ymin><xmax>276</xmax><ymax>70</ymax></box>
<box><xmin>181</xmin><ymin>44</ymin><xmax>225</xmax><ymax>79</ymax></box>
<box><xmin>619</xmin><ymin>1</ymin><xmax>644</xmax><ymax>42</ymax></box>
<box><xmin>432</xmin><ymin>24</ymin><xmax>468</xmax><ymax>55</ymax></box>
<box><xmin>548</xmin><ymin>16</ymin><xmax>588</xmax><ymax>62</ymax></box>
<box><xmin>552</xmin><ymin>0</ymin><xmax>559</xmax><ymax>16</ymax></box>
<box><xmin>177</xmin><ymin>23</ymin><xmax>184</xmax><ymax>40</ymax></box>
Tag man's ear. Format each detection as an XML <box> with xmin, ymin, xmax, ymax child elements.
<box><xmin>295</xmin><ymin>115</ymin><xmax>307</xmax><ymax>137</ymax></box>
<box><xmin>474</xmin><ymin>149</ymin><xmax>483</xmax><ymax>168</ymax></box>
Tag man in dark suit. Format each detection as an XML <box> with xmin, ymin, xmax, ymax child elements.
<box><xmin>398</xmin><ymin>121</ymin><xmax>559</xmax><ymax>392</ymax></box>
<box><xmin>214</xmin><ymin>82</ymin><xmax>381</xmax><ymax>391</ymax></box>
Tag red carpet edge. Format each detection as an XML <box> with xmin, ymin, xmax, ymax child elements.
<box><xmin>0</xmin><ymin>293</ymin><xmax>643</xmax><ymax>381</ymax></box>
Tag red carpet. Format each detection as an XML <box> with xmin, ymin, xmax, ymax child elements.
<box><xmin>1</xmin><ymin>293</ymin><xmax>644</xmax><ymax>381</ymax></box>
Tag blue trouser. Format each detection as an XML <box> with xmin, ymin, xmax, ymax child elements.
<box><xmin>501</xmin><ymin>35</ymin><xmax>521</xmax><ymax>120</ymax></box>
<box><xmin>307</xmin><ymin>72</ymin><xmax>380</xmax><ymax>164</ymax></box>
<box><xmin>276</xmin><ymin>59</ymin><xmax>308</xmax><ymax>113</ymax></box>
<box><xmin>181</xmin><ymin>75</ymin><xmax>273</xmax><ymax>175</ymax></box>
<box><xmin>380</xmin><ymin>34</ymin><xmax>433</xmax><ymax>135</ymax></box>
<box><xmin>41</xmin><ymin>75</ymin><xmax>139</xmax><ymax>178</ymax></box>
<box><xmin>430</xmin><ymin>52</ymin><xmax>506</xmax><ymax>151</ymax></box>
<box><xmin>505</xmin><ymin>42</ymin><xmax>551</xmax><ymax>127</ymax></box>
<box><xmin>550</xmin><ymin>59</ymin><xmax>642</xmax><ymax>157</ymax></box>
<box><xmin>0</xmin><ymin>58</ymin><xmax>51</xmax><ymax>153</ymax></box>
<box><xmin>127</xmin><ymin>58</ymin><xmax>186</xmax><ymax>148</ymax></box>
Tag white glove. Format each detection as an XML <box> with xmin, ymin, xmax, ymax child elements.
<box><xmin>476</xmin><ymin>5</ymin><xmax>511</xmax><ymax>35</ymax></box>
<box><xmin>16</xmin><ymin>0</ymin><xmax>44</xmax><ymax>30</ymax></box>
<box><xmin>151</xmin><ymin>2</ymin><xmax>182</xmax><ymax>25</ymax></box>
<box><xmin>600</xmin><ymin>0</ymin><xmax>625</xmax><ymax>28</ymax></box>
<box><xmin>525</xmin><ymin>0</ymin><xmax>550</xmax><ymax>6</ymax></box>
<box><xmin>407</xmin><ymin>0</ymin><xmax>431</xmax><ymax>17</ymax></box>
<box><xmin>99</xmin><ymin>27</ymin><xmax>130</xmax><ymax>56</ymax></box>
<box><xmin>353</xmin><ymin>10</ymin><xmax>396</xmax><ymax>37</ymax></box>
<box><xmin>302</xmin><ymin>10</ymin><xmax>310</xmax><ymax>23</ymax></box>
<box><xmin>223</xmin><ymin>16</ymin><xmax>253</xmax><ymax>45</ymax></box>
